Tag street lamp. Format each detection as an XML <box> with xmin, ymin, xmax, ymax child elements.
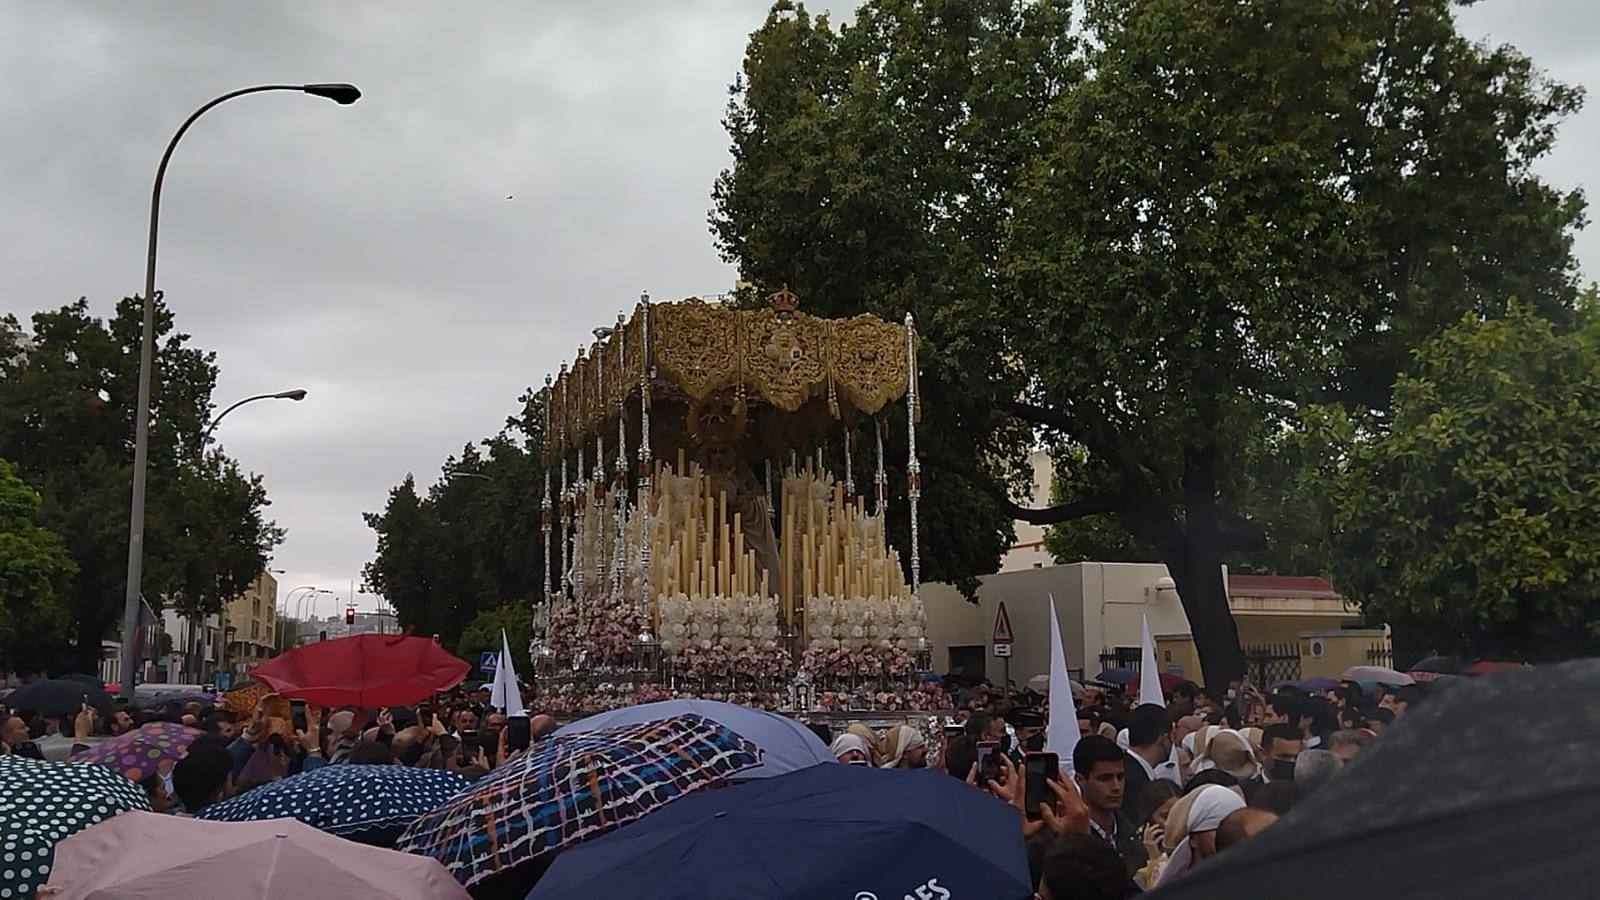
<box><xmin>119</xmin><ymin>82</ymin><xmax>362</xmax><ymax>699</ymax></box>
<box><xmin>202</xmin><ymin>389</ymin><xmax>308</xmax><ymax>444</ymax></box>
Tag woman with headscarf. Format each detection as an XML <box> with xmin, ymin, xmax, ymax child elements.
<box><xmin>1149</xmin><ymin>783</ymin><xmax>1247</xmax><ymax>888</ymax></box>
<box><xmin>830</xmin><ymin>732</ymin><xmax>873</xmax><ymax>766</ymax></box>
<box><xmin>879</xmin><ymin>724</ymin><xmax>928</xmax><ymax>769</ymax></box>
<box><xmin>845</xmin><ymin>723</ymin><xmax>882</xmax><ymax>766</ymax></box>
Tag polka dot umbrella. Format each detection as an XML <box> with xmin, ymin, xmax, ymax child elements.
<box><xmin>196</xmin><ymin>764</ymin><xmax>471</xmax><ymax>847</ymax></box>
<box><xmin>69</xmin><ymin>722</ymin><xmax>204</xmax><ymax>784</ymax></box>
<box><xmin>0</xmin><ymin>754</ymin><xmax>151</xmax><ymax>899</ymax></box>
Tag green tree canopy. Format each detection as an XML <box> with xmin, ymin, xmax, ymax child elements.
<box><xmin>0</xmin><ymin>457</ymin><xmax>76</xmax><ymax>676</ymax></box>
<box><xmin>364</xmin><ymin>391</ymin><xmax>548</xmax><ymax>648</ymax></box>
<box><xmin>456</xmin><ymin>601</ymin><xmax>534</xmax><ymax>679</ymax></box>
<box><xmin>716</xmin><ymin>0</ymin><xmax>1585</xmax><ymax>686</ymax></box>
<box><xmin>0</xmin><ymin>298</ymin><xmax>282</xmax><ymax>672</ymax></box>
<box><xmin>1327</xmin><ymin>307</ymin><xmax>1600</xmax><ymax>661</ymax></box>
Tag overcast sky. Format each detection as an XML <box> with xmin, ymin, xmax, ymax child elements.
<box><xmin>3</xmin><ymin>1</ymin><xmax>1595</xmax><ymax>622</ymax></box>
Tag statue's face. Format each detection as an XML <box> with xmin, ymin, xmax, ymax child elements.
<box><xmin>706</xmin><ymin>443</ymin><xmax>732</xmax><ymax>472</ymax></box>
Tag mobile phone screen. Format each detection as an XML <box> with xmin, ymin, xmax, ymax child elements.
<box><xmin>1024</xmin><ymin>752</ymin><xmax>1060</xmax><ymax>819</ymax></box>
<box><xmin>976</xmin><ymin>741</ymin><xmax>1000</xmax><ymax>784</ymax></box>
<box><xmin>459</xmin><ymin>728</ymin><xmax>480</xmax><ymax>763</ymax></box>
<box><xmin>506</xmin><ymin>716</ymin><xmax>531</xmax><ymax>752</ymax></box>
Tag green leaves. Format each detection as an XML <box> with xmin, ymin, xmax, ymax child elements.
<box><xmin>1327</xmin><ymin>307</ymin><xmax>1600</xmax><ymax>658</ymax></box>
<box><xmin>0</xmin><ymin>457</ymin><xmax>75</xmax><ymax>675</ymax></box>
<box><xmin>0</xmin><ymin>298</ymin><xmax>282</xmax><ymax>671</ymax></box>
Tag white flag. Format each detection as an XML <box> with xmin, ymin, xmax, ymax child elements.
<box><xmin>1046</xmin><ymin>595</ymin><xmax>1082</xmax><ymax>770</ymax></box>
<box><xmin>1139</xmin><ymin>614</ymin><xmax>1164</xmax><ymax>707</ymax></box>
<box><xmin>489</xmin><ymin>628</ymin><xmax>526</xmax><ymax>716</ymax></box>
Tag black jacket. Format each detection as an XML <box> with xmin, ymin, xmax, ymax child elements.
<box><xmin>1121</xmin><ymin>749</ymin><xmax>1152</xmax><ymax>819</ymax></box>
<box><xmin>1092</xmin><ymin>810</ymin><xmax>1151</xmax><ymax>878</ymax></box>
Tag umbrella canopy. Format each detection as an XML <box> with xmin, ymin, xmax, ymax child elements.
<box><xmin>1295</xmin><ymin>676</ymin><xmax>1341</xmax><ymax>692</ymax></box>
<box><xmin>5</xmin><ymin>678</ymin><xmax>115</xmax><ymax>717</ymax></box>
<box><xmin>197</xmin><ymin>764</ymin><xmax>471</xmax><ymax>847</ymax></box>
<box><xmin>1409</xmin><ymin>655</ymin><xmax>1467</xmax><ymax>675</ymax></box>
<box><xmin>530</xmin><ymin>763</ymin><xmax>1031</xmax><ymax>900</ymax></box>
<box><xmin>553</xmin><ymin>699</ymin><xmax>831</xmax><ymax>779</ymax></box>
<box><xmin>1339</xmin><ymin>665</ymin><xmax>1414</xmax><ymax>686</ymax></box>
<box><xmin>1158</xmin><ymin>672</ymin><xmax>1189</xmax><ymax>692</ymax></box>
<box><xmin>70</xmin><ymin>722</ymin><xmax>204</xmax><ymax>783</ymax></box>
<box><xmin>43</xmin><ymin>811</ymin><xmax>470</xmax><ymax>900</ymax></box>
<box><xmin>1147</xmin><ymin>657</ymin><xmax>1600</xmax><ymax>898</ymax></box>
<box><xmin>1093</xmin><ymin>667</ymin><xmax>1137</xmax><ymax>687</ymax></box>
<box><xmin>0</xmin><ymin>754</ymin><xmax>151</xmax><ymax>898</ymax></box>
<box><xmin>250</xmin><ymin>633</ymin><xmax>470</xmax><ymax>707</ymax></box>
<box><xmin>1464</xmin><ymin>659</ymin><xmax>1526</xmax><ymax>676</ymax></box>
<box><xmin>396</xmin><ymin>713</ymin><xmax>761</xmax><ymax>891</ymax></box>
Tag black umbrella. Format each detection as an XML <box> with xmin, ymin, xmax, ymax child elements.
<box><xmin>56</xmin><ymin>672</ymin><xmax>104</xmax><ymax>688</ymax></box>
<box><xmin>1150</xmin><ymin>658</ymin><xmax>1600</xmax><ymax>899</ymax></box>
<box><xmin>4</xmin><ymin>679</ymin><xmax>115</xmax><ymax>718</ymax></box>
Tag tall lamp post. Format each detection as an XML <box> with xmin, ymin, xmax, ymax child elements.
<box><xmin>120</xmin><ymin>82</ymin><xmax>361</xmax><ymax>699</ymax></box>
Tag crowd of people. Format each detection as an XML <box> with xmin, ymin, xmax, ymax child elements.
<box><xmin>816</xmin><ymin>673</ymin><xmax>1421</xmax><ymax>897</ymax></box>
<box><xmin>1</xmin><ymin>671</ymin><xmax>1425</xmax><ymax>898</ymax></box>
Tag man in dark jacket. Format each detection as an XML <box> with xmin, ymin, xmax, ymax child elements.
<box><xmin>1075</xmin><ymin>734</ymin><xmax>1149</xmax><ymax>877</ymax></box>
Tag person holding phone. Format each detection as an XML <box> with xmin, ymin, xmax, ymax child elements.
<box><xmin>1074</xmin><ymin>734</ymin><xmax>1149</xmax><ymax>877</ymax></box>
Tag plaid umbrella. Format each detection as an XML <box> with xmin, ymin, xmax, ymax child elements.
<box><xmin>0</xmin><ymin>754</ymin><xmax>151</xmax><ymax>898</ymax></box>
<box><xmin>395</xmin><ymin>713</ymin><xmax>761</xmax><ymax>889</ymax></box>
<box><xmin>70</xmin><ymin>722</ymin><xmax>204</xmax><ymax>783</ymax></box>
<box><xmin>197</xmin><ymin>764</ymin><xmax>471</xmax><ymax>847</ymax></box>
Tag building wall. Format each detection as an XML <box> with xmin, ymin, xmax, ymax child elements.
<box><xmin>924</xmin><ymin>561</ymin><xmax>1370</xmax><ymax>685</ymax></box>
<box><xmin>225</xmin><ymin>572</ymin><xmax>278</xmax><ymax>669</ymax></box>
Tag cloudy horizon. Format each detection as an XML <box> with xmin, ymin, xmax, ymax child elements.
<box><xmin>3</xmin><ymin>1</ymin><xmax>1594</xmax><ymax>620</ymax></box>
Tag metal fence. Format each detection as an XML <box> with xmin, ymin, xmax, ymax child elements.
<box><xmin>1243</xmin><ymin>642</ymin><xmax>1302</xmax><ymax>686</ymax></box>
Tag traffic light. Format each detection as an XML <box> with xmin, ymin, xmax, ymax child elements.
<box><xmin>344</xmin><ymin>605</ymin><xmax>356</xmax><ymax>626</ymax></box>
<box><xmin>319</xmin><ymin>630</ymin><xmax>328</xmax><ymax>642</ymax></box>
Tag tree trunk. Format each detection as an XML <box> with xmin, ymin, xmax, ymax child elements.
<box><xmin>1131</xmin><ymin>449</ymin><xmax>1247</xmax><ymax>690</ymax></box>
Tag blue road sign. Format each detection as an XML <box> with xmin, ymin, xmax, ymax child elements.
<box><xmin>479</xmin><ymin>651</ymin><xmax>498</xmax><ymax>674</ymax></box>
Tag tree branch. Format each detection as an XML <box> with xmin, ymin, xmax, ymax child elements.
<box><xmin>926</xmin><ymin>456</ymin><xmax>1119</xmax><ymax>525</ymax></box>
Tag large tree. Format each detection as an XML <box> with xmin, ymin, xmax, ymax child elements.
<box><xmin>0</xmin><ymin>457</ymin><xmax>76</xmax><ymax>675</ymax></box>
<box><xmin>364</xmin><ymin>391</ymin><xmax>548</xmax><ymax>647</ymax></box>
<box><xmin>714</xmin><ymin>0</ymin><xmax>1585</xmax><ymax>687</ymax></box>
<box><xmin>1326</xmin><ymin>305</ymin><xmax>1600</xmax><ymax>661</ymax></box>
<box><xmin>0</xmin><ymin>298</ymin><xmax>282</xmax><ymax>673</ymax></box>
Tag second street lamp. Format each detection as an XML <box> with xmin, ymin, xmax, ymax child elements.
<box><xmin>119</xmin><ymin>82</ymin><xmax>361</xmax><ymax>699</ymax></box>
<box><xmin>202</xmin><ymin>389</ymin><xmax>309</xmax><ymax>444</ymax></box>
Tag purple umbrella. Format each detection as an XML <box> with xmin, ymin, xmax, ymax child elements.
<box><xmin>1296</xmin><ymin>677</ymin><xmax>1340</xmax><ymax>692</ymax></box>
<box><xmin>70</xmin><ymin>722</ymin><xmax>204</xmax><ymax>783</ymax></box>
<box><xmin>1092</xmin><ymin>668</ymin><xmax>1137</xmax><ymax>688</ymax></box>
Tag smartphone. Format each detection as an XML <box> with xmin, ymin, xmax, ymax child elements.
<box><xmin>976</xmin><ymin>740</ymin><xmax>1001</xmax><ymax>784</ymax></box>
<box><xmin>506</xmin><ymin>715</ymin><xmax>531</xmax><ymax>752</ymax></box>
<box><xmin>290</xmin><ymin>700</ymin><xmax>308</xmax><ymax>734</ymax></box>
<box><xmin>417</xmin><ymin>706</ymin><xmax>434</xmax><ymax>728</ymax></box>
<box><xmin>943</xmin><ymin>724</ymin><xmax>964</xmax><ymax>740</ymax></box>
<box><xmin>458</xmin><ymin>728</ymin><xmax>480</xmax><ymax>764</ymax></box>
<box><xmin>1024</xmin><ymin>751</ymin><xmax>1060</xmax><ymax>820</ymax></box>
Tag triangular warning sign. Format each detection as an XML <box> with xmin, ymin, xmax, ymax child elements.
<box><xmin>992</xmin><ymin>601</ymin><xmax>1015</xmax><ymax>644</ymax></box>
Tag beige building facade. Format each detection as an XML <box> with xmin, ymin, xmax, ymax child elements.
<box><xmin>922</xmin><ymin>449</ymin><xmax>1385</xmax><ymax>686</ymax></box>
<box><xmin>224</xmin><ymin>572</ymin><xmax>278</xmax><ymax>672</ymax></box>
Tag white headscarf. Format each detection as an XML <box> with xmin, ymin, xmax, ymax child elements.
<box><xmin>1153</xmin><ymin>785</ymin><xmax>1246</xmax><ymax>888</ymax></box>
<box><xmin>879</xmin><ymin>725</ymin><xmax>926</xmax><ymax>768</ymax></box>
<box><xmin>830</xmin><ymin>732</ymin><xmax>872</xmax><ymax>764</ymax></box>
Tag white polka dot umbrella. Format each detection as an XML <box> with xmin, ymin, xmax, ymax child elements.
<box><xmin>0</xmin><ymin>754</ymin><xmax>151</xmax><ymax>899</ymax></box>
<box><xmin>196</xmin><ymin>764</ymin><xmax>470</xmax><ymax>846</ymax></box>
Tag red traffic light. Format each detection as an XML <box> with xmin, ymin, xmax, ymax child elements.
<box><xmin>344</xmin><ymin>605</ymin><xmax>356</xmax><ymax>625</ymax></box>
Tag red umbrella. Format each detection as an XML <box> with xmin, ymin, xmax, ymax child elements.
<box><xmin>1463</xmin><ymin>660</ymin><xmax>1526</xmax><ymax>677</ymax></box>
<box><xmin>1158</xmin><ymin>672</ymin><xmax>1190</xmax><ymax>692</ymax></box>
<box><xmin>251</xmin><ymin>633</ymin><xmax>471</xmax><ymax>707</ymax></box>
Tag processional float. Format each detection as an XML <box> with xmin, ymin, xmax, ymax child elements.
<box><xmin>530</xmin><ymin>289</ymin><xmax>938</xmax><ymax>716</ymax></box>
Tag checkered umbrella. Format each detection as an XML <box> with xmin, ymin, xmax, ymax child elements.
<box><xmin>0</xmin><ymin>754</ymin><xmax>151</xmax><ymax>898</ymax></box>
<box><xmin>70</xmin><ymin>722</ymin><xmax>204</xmax><ymax>784</ymax></box>
<box><xmin>196</xmin><ymin>764</ymin><xmax>471</xmax><ymax>847</ymax></box>
<box><xmin>395</xmin><ymin>713</ymin><xmax>762</xmax><ymax>889</ymax></box>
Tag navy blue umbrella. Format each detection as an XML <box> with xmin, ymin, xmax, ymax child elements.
<box><xmin>197</xmin><ymin>764</ymin><xmax>470</xmax><ymax>846</ymax></box>
<box><xmin>527</xmin><ymin>763</ymin><xmax>1032</xmax><ymax>900</ymax></box>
